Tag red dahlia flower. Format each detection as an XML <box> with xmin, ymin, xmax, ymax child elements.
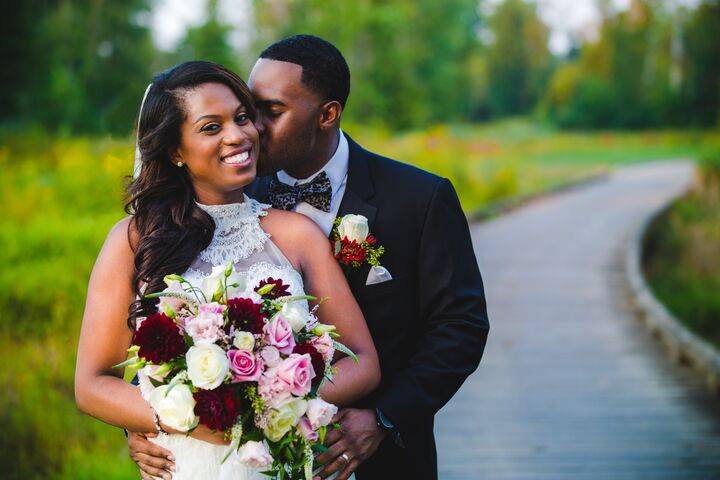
<box><xmin>255</xmin><ymin>277</ymin><xmax>291</xmax><ymax>299</ymax></box>
<box><xmin>336</xmin><ymin>239</ymin><xmax>366</xmax><ymax>266</ymax></box>
<box><xmin>227</xmin><ymin>297</ymin><xmax>266</xmax><ymax>334</ymax></box>
<box><xmin>133</xmin><ymin>313</ymin><xmax>187</xmax><ymax>363</ymax></box>
<box><xmin>194</xmin><ymin>384</ymin><xmax>242</xmax><ymax>431</ymax></box>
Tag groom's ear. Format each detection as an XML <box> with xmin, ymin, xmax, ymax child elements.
<box><xmin>318</xmin><ymin>100</ymin><xmax>343</xmax><ymax>131</ymax></box>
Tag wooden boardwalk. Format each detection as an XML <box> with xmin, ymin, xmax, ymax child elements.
<box><xmin>436</xmin><ymin>161</ymin><xmax>720</xmax><ymax>479</ymax></box>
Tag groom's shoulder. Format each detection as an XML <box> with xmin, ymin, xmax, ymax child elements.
<box><xmin>350</xmin><ymin>139</ymin><xmax>444</xmax><ymax>197</ymax></box>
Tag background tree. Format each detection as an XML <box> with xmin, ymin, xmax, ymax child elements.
<box><xmin>482</xmin><ymin>0</ymin><xmax>552</xmax><ymax>117</ymax></box>
<box><xmin>172</xmin><ymin>0</ymin><xmax>242</xmax><ymax>73</ymax></box>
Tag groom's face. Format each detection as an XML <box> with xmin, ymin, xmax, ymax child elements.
<box><xmin>248</xmin><ymin>59</ymin><xmax>324</xmax><ymax>176</ymax></box>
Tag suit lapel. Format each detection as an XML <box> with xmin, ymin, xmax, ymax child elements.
<box><xmin>335</xmin><ymin>135</ymin><xmax>377</xmax><ymax>286</ymax></box>
<box><xmin>337</xmin><ymin>135</ymin><xmax>377</xmax><ymax>228</ymax></box>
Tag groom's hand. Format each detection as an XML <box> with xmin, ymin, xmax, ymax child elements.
<box><xmin>314</xmin><ymin>408</ymin><xmax>386</xmax><ymax>480</ymax></box>
<box><xmin>127</xmin><ymin>431</ymin><xmax>175</xmax><ymax>480</ymax></box>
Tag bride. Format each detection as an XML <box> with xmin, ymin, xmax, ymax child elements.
<box><xmin>74</xmin><ymin>61</ymin><xmax>380</xmax><ymax>479</ymax></box>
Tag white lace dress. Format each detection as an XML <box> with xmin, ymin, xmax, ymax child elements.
<box><xmin>138</xmin><ymin>195</ymin><xmax>306</xmax><ymax>480</ymax></box>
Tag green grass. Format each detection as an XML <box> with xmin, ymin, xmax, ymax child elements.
<box><xmin>643</xmin><ymin>154</ymin><xmax>720</xmax><ymax>349</ymax></box>
<box><xmin>1</xmin><ymin>119</ymin><xmax>718</xmax><ymax>478</ymax></box>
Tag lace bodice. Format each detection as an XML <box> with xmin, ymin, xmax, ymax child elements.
<box><xmin>194</xmin><ymin>198</ymin><xmax>271</xmax><ymax>266</ymax></box>
<box><xmin>183</xmin><ymin>195</ymin><xmax>304</xmax><ymax>298</ymax></box>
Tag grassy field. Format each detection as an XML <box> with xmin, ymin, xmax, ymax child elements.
<box><xmin>1</xmin><ymin>120</ymin><xmax>718</xmax><ymax>479</ymax></box>
<box><xmin>643</xmin><ymin>152</ymin><xmax>720</xmax><ymax>349</ymax></box>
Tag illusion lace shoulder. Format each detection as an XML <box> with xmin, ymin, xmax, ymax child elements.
<box><xmin>138</xmin><ymin>195</ymin><xmax>305</xmax><ymax>480</ymax></box>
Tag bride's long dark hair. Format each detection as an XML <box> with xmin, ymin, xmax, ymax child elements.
<box><xmin>125</xmin><ymin>61</ymin><xmax>256</xmax><ymax>328</ymax></box>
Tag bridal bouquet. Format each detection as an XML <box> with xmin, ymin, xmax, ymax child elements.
<box><xmin>116</xmin><ymin>263</ymin><xmax>354</xmax><ymax>479</ymax></box>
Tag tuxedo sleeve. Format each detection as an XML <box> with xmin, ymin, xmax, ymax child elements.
<box><xmin>375</xmin><ymin>178</ymin><xmax>489</xmax><ymax>431</ymax></box>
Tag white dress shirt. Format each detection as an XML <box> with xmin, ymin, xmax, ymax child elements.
<box><xmin>276</xmin><ymin>131</ymin><xmax>349</xmax><ymax>236</ymax></box>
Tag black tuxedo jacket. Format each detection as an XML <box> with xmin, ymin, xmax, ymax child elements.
<box><xmin>247</xmin><ymin>135</ymin><xmax>489</xmax><ymax>479</ymax></box>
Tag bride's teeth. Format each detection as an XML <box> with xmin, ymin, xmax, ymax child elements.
<box><xmin>223</xmin><ymin>151</ymin><xmax>249</xmax><ymax>164</ymax></box>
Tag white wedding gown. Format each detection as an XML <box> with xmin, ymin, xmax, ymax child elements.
<box><xmin>137</xmin><ymin>196</ymin><xmax>307</xmax><ymax>480</ymax></box>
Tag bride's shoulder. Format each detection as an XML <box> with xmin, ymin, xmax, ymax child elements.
<box><xmin>261</xmin><ymin>208</ymin><xmax>325</xmax><ymax>240</ymax></box>
<box><xmin>92</xmin><ymin>216</ymin><xmax>136</xmax><ymax>278</ymax></box>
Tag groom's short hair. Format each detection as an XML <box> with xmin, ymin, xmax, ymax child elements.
<box><xmin>259</xmin><ymin>34</ymin><xmax>350</xmax><ymax>108</ymax></box>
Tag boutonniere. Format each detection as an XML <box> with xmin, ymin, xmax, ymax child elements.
<box><xmin>331</xmin><ymin>214</ymin><xmax>385</xmax><ymax>268</ymax></box>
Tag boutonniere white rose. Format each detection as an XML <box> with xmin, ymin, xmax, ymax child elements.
<box><xmin>331</xmin><ymin>214</ymin><xmax>385</xmax><ymax>268</ymax></box>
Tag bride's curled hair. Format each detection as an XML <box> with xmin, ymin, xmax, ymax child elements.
<box><xmin>125</xmin><ymin>61</ymin><xmax>256</xmax><ymax>327</ymax></box>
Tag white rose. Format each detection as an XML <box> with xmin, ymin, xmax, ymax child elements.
<box><xmin>233</xmin><ymin>331</ymin><xmax>255</xmax><ymax>351</ymax></box>
<box><xmin>337</xmin><ymin>214</ymin><xmax>369</xmax><ymax>243</ymax></box>
<box><xmin>306</xmin><ymin>397</ymin><xmax>338</xmax><ymax>430</ymax></box>
<box><xmin>264</xmin><ymin>397</ymin><xmax>307</xmax><ymax>442</ymax></box>
<box><xmin>149</xmin><ymin>383</ymin><xmax>199</xmax><ymax>432</ymax></box>
<box><xmin>275</xmin><ymin>302</ymin><xmax>310</xmax><ymax>333</ymax></box>
<box><xmin>186</xmin><ymin>344</ymin><xmax>230</xmax><ymax>390</ymax></box>
<box><xmin>237</xmin><ymin>441</ymin><xmax>273</xmax><ymax>469</ymax></box>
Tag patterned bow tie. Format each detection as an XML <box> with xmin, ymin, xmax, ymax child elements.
<box><xmin>268</xmin><ymin>171</ymin><xmax>332</xmax><ymax>212</ymax></box>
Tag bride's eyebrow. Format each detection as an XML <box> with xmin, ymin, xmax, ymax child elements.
<box><xmin>192</xmin><ymin>106</ymin><xmax>245</xmax><ymax>125</ymax></box>
<box><xmin>194</xmin><ymin>114</ymin><xmax>220</xmax><ymax>125</ymax></box>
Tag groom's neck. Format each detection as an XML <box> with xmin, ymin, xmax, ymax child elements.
<box><xmin>285</xmin><ymin>129</ymin><xmax>340</xmax><ymax>180</ymax></box>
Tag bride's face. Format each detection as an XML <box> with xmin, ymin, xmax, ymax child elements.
<box><xmin>174</xmin><ymin>82</ymin><xmax>259</xmax><ymax>204</ymax></box>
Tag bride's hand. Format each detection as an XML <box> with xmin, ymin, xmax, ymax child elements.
<box><xmin>189</xmin><ymin>424</ymin><xmax>231</xmax><ymax>445</ymax></box>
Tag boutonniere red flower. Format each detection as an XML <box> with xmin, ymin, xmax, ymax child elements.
<box><xmin>331</xmin><ymin>214</ymin><xmax>385</xmax><ymax>268</ymax></box>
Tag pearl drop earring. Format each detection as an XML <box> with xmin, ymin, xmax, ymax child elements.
<box><xmin>177</xmin><ymin>162</ymin><xmax>184</xmax><ymax>167</ymax></box>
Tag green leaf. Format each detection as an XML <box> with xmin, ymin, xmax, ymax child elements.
<box><xmin>221</xmin><ymin>437</ymin><xmax>241</xmax><ymax>464</ymax></box>
<box><xmin>311</xmin><ymin>442</ymin><xmax>328</xmax><ymax>454</ymax></box>
<box><xmin>112</xmin><ymin>356</ymin><xmax>143</xmax><ymax>369</ymax></box>
<box><xmin>333</xmin><ymin>340</ymin><xmax>359</xmax><ymax>363</ymax></box>
<box><xmin>256</xmin><ymin>283</ymin><xmax>276</xmax><ymax>295</ymax></box>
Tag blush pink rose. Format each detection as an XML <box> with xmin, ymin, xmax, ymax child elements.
<box><xmin>306</xmin><ymin>397</ymin><xmax>338</xmax><ymax>429</ymax></box>
<box><xmin>276</xmin><ymin>353</ymin><xmax>315</xmax><ymax>397</ymax></box>
<box><xmin>296</xmin><ymin>416</ymin><xmax>318</xmax><ymax>442</ymax></box>
<box><xmin>185</xmin><ymin>302</ymin><xmax>226</xmax><ymax>344</ymax></box>
<box><xmin>237</xmin><ymin>440</ymin><xmax>273</xmax><ymax>469</ymax></box>
<box><xmin>263</xmin><ymin>315</ymin><xmax>295</xmax><ymax>355</ymax></box>
<box><xmin>228</xmin><ymin>349</ymin><xmax>263</xmax><ymax>383</ymax></box>
<box><xmin>310</xmin><ymin>333</ymin><xmax>335</xmax><ymax>363</ymax></box>
<box><xmin>258</xmin><ymin>368</ymin><xmax>292</xmax><ymax>407</ymax></box>
<box><xmin>261</xmin><ymin>346</ymin><xmax>281</xmax><ymax>368</ymax></box>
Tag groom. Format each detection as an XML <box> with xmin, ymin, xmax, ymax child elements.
<box><xmin>129</xmin><ymin>35</ymin><xmax>489</xmax><ymax>480</ymax></box>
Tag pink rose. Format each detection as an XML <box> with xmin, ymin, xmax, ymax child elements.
<box><xmin>237</xmin><ymin>440</ymin><xmax>273</xmax><ymax>469</ymax></box>
<box><xmin>258</xmin><ymin>368</ymin><xmax>292</xmax><ymax>407</ymax></box>
<box><xmin>306</xmin><ymin>397</ymin><xmax>338</xmax><ymax>429</ymax></box>
<box><xmin>297</xmin><ymin>416</ymin><xmax>318</xmax><ymax>442</ymax></box>
<box><xmin>185</xmin><ymin>302</ymin><xmax>226</xmax><ymax>344</ymax></box>
<box><xmin>310</xmin><ymin>333</ymin><xmax>335</xmax><ymax>363</ymax></box>
<box><xmin>261</xmin><ymin>346</ymin><xmax>281</xmax><ymax>368</ymax></box>
<box><xmin>276</xmin><ymin>353</ymin><xmax>314</xmax><ymax>397</ymax></box>
<box><xmin>228</xmin><ymin>349</ymin><xmax>263</xmax><ymax>383</ymax></box>
<box><xmin>263</xmin><ymin>315</ymin><xmax>295</xmax><ymax>355</ymax></box>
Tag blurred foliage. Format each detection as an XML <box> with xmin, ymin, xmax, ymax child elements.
<box><xmin>644</xmin><ymin>148</ymin><xmax>720</xmax><ymax>348</ymax></box>
<box><xmin>544</xmin><ymin>0</ymin><xmax>720</xmax><ymax>128</ymax></box>
<box><xmin>1</xmin><ymin>0</ymin><xmax>718</xmax><ymax>133</ymax></box>
<box><xmin>251</xmin><ymin>0</ymin><xmax>482</xmax><ymax>128</ymax></box>
<box><xmin>172</xmin><ymin>0</ymin><xmax>245</xmax><ymax>74</ymax></box>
